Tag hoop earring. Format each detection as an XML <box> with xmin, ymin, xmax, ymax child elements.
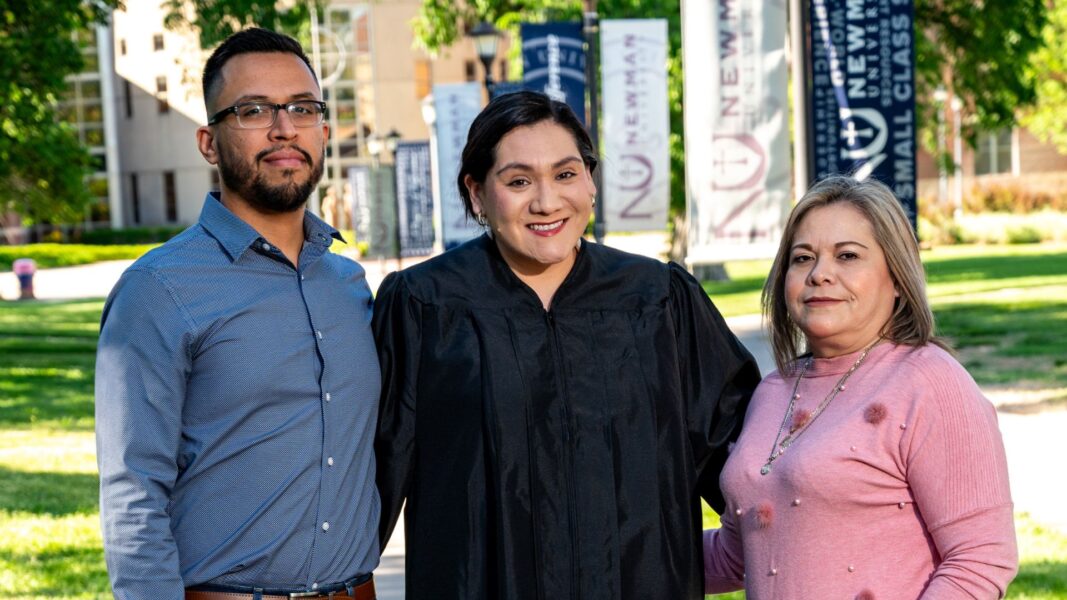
<box><xmin>591</xmin><ymin>195</ymin><xmax>597</xmax><ymax>208</ymax></box>
<box><xmin>475</xmin><ymin>212</ymin><xmax>488</xmax><ymax>227</ymax></box>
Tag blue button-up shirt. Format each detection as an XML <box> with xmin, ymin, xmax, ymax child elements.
<box><xmin>96</xmin><ymin>194</ymin><xmax>380</xmax><ymax>599</ymax></box>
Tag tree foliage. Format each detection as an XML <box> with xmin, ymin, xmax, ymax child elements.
<box><xmin>915</xmin><ymin>0</ymin><xmax>1047</xmax><ymax>146</ymax></box>
<box><xmin>0</xmin><ymin>0</ymin><xmax>119</xmax><ymax>226</ymax></box>
<box><xmin>163</xmin><ymin>0</ymin><xmax>325</xmax><ymax>50</ymax></box>
<box><xmin>1018</xmin><ymin>0</ymin><xmax>1067</xmax><ymax>153</ymax></box>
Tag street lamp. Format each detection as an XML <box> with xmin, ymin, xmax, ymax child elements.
<box><xmin>467</xmin><ymin>21</ymin><xmax>501</xmax><ymax>95</ymax></box>
<box><xmin>368</xmin><ymin>129</ymin><xmax>403</xmax><ymax>268</ymax></box>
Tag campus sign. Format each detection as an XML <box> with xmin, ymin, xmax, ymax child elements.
<box><xmin>432</xmin><ymin>83</ymin><xmax>484</xmax><ymax>249</ymax></box>
<box><xmin>600</xmin><ymin>19</ymin><xmax>671</xmax><ymax>232</ymax></box>
<box><xmin>682</xmin><ymin>0</ymin><xmax>792</xmax><ymax>262</ymax></box>
<box><xmin>808</xmin><ymin>0</ymin><xmax>918</xmax><ymax>227</ymax></box>
<box><xmin>521</xmin><ymin>22</ymin><xmax>587</xmax><ymax>123</ymax></box>
<box><xmin>394</xmin><ymin>141</ymin><xmax>435</xmax><ymax>257</ymax></box>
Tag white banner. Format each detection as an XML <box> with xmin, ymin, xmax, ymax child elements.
<box><xmin>600</xmin><ymin>19</ymin><xmax>671</xmax><ymax>232</ymax></box>
<box><xmin>433</xmin><ymin>83</ymin><xmax>484</xmax><ymax>249</ymax></box>
<box><xmin>682</xmin><ymin>0</ymin><xmax>791</xmax><ymax>263</ymax></box>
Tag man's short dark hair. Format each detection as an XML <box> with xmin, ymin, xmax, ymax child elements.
<box><xmin>202</xmin><ymin>27</ymin><xmax>317</xmax><ymax>113</ymax></box>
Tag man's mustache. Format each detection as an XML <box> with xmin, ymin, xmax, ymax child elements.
<box><xmin>255</xmin><ymin>145</ymin><xmax>314</xmax><ymax>165</ymax></box>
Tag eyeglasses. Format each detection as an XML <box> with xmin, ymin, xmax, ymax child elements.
<box><xmin>207</xmin><ymin>100</ymin><xmax>328</xmax><ymax>129</ymax></box>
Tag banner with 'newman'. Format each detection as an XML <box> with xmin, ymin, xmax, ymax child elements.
<box><xmin>807</xmin><ymin>0</ymin><xmax>917</xmax><ymax>227</ymax></box>
<box><xmin>600</xmin><ymin>19</ymin><xmax>671</xmax><ymax>232</ymax></box>
<box><xmin>682</xmin><ymin>0</ymin><xmax>791</xmax><ymax>263</ymax></box>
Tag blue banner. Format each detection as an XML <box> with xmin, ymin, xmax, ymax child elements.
<box><xmin>808</xmin><ymin>0</ymin><xmax>917</xmax><ymax>227</ymax></box>
<box><xmin>394</xmin><ymin>141</ymin><xmax>435</xmax><ymax>257</ymax></box>
<box><xmin>521</xmin><ymin>22</ymin><xmax>586</xmax><ymax>122</ymax></box>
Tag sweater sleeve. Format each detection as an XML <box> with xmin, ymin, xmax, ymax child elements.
<box><xmin>903</xmin><ymin>352</ymin><xmax>1018</xmax><ymax>599</ymax></box>
<box><xmin>703</xmin><ymin>510</ymin><xmax>746</xmax><ymax>593</ymax></box>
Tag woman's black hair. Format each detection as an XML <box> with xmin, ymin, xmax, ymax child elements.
<box><xmin>457</xmin><ymin>91</ymin><xmax>598</xmax><ymax>218</ymax></box>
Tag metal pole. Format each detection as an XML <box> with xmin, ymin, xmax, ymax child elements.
<box><xmin>308</xmin><ymin>2</ymin><xmax>323</xmax><ymax>215</ymax></box>
<box><xmin>789</xmin><ymin>0</ymin><xmax>811</xmax><ymax>201</ymax></box>
<box><xmin>583</xmin><ymin>0</ymin><xmax>604</xmax><ymax>243</ymax></box>
<box><xmin>951</xmin><ymin>97</ymin><xmax>963</xmax><ymax>219</ymax></box>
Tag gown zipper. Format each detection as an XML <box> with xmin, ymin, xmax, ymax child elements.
<box><xmin>545</xmin><ymin>310</ymin><xmax>580</xmax><ymax>599</ymax></box>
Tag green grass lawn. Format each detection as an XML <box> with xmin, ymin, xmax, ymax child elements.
<box><xmin>0</xmin><ymin>244</ymin><xmax>1064</xmax><ymax>597</ymax></box>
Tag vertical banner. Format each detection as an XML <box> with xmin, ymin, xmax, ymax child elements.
<box><xmin>347</xmin><ymin>166</ymin><xmax>371</xmax><ymax>247</ymax></box>
<box><xmin>521</xmin><ymin>22</ymin><xmax>587</xmax><ymax>122</ymax></box>
<box><xmin>394</xmin><ymin>141</ymin><xmax>435</xmax><ymax>257</ymax></box>
<box><xmin>490</xmin><ymin>81</ymin><xmax>526</xmax><ymax>100</ymax></box>
<box><xmin>808</xmin><ymin>0</ymin><xmax>917</xmax><ymax>226</ymax></box>
<box><xmin>432</xmin><ymin>83</ymin><xmax>484</xmax><ymax>249</ymax></box>
<box><xmin>367</xmin><ymin>166</ymin><xmax>397</xmax><ymax>258</ymax></box>
<box><xmin>682</xmin><ymin>0</ymin><xmax>791</xmax><ymax>263</ymax></box>
<box><xmin>600</xmin><ymin>19</ymin><xmax>671</xmax><ymax>232</ymax></box>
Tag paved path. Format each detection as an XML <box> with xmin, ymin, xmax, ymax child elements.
<box><xmin>3</xmin><ymin>241</ymin><xmax>1063</xmax><ymax>597</ymax></box>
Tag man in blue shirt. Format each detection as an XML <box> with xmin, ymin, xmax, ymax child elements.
<box><xmin>96</xmin><ymin>28</ymin><xmax>380</xmax><ymax>599</ymax></box>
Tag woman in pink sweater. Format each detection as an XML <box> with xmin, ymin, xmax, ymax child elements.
<box><xmin>704</xmin><ymin>176</ymin><xmax>1018</xmax><ymax>599</ymax></box>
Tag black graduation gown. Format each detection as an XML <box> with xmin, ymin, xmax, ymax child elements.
<box><xmin>373</xmin><ymin>235</ymin><xmax>759</xmax><ymax>600</ymax></box>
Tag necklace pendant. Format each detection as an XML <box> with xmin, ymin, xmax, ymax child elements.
<box><xmin>760</xmin><ymin>464</ymin><xmax>771</xmax><ymax>475</ymax></box>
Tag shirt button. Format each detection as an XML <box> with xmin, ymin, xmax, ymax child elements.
<box><xmin>300</xmin><ymin>274</ymin><xmax>306</xmax><ymax>281</ymax></box>
<box><xmin>322</xmin><ymin>521</ymin><xmax>330</xmax><ymax>531</ymax></box>
<box><xmin>316</xmin><ymin>330</ymin><xmax>323</xmax><ymax>339</ymax></box>
<box><xmin>327</xmin><ymin>456</ymin><xmax>334</xmax><ymax>466</ymax></box>
<box><xmin>261</xmin><ymin>242</ymin><xmax>271</xmax><ymax>252</ymax></box>
<box><xmin>311</xmin><ymin>583</ymin><xmax>318</xmax><ymax>590</ymax></box>
<box><xmin>325</xmin><ymin>392</ymin><xmax>331</xmax><ymax>402</ymax></box>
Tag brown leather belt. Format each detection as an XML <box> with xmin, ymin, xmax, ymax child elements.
<box><xmin>186</xmin><ymin>577</ymin><xmax>374</xmax><ymax>600</ymax></box>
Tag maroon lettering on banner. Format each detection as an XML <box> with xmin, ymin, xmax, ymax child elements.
<box><xmin>710</xmin><ymin>133</ymin><xmax>767</xmax><ymax>191</ymax></box>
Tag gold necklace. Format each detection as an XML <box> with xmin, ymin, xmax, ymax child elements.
<box><xmin>760</xmin><ymin>341</ymin><xmax>879</xmax><ymax>475</ymax></box>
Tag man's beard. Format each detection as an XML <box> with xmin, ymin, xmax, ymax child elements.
<box><xmin>217</xmin><ymin>142</ymin><xmax>325</xmax><ymax>214</ymax></box>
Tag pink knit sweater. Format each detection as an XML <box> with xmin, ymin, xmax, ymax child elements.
<box><xmin>704</xmin><ymin>343</ymin><xmax>1017</xmax><ymax>599</ymax></box>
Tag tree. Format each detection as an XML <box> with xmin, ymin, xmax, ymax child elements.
<box><xmin>1018</xmin><ymin>0</ymin><xmax>1067</xmax><ymax>153</ymax></box>
<box><xmin>915</xmin><ymin>0</ymin><xmax>1047</xmax><ymax>147</ymax></box>
<box><xmin>163</xmin><ymin>0</ymin><xmax>324</xmax><ymax>50</ymax></box>
<box><xmin>0</xmin><ymin>0</ymin><xmax>120</xmax><ymax>230</ymax></box>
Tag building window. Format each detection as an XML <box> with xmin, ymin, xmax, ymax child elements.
<box><xmin>975</xmin><ymin>129</ymin><xmax>1013</xmax><ymax>176</ymax></box>
<box><xmin>464</xmin><ymin>60</ymin><xmax>477</xmax><ymax>82</ymax></box>
<box><xmin>153</xmin><ymin>33</ymin><xmax>164</xmax><ymax>51</ymax></box>
<box><xmin>119</xmin><ymin>38</ymin><xmax>126</xmax><ymax>55</ymax></box>
<box><xmin>124</xmin><ymin>80</ymin><xmax>133</xmax><ymax>118</ymax></box>
<box><xmin>130</xmin><ymin>173</ymin><xmax>141</xmax><ymax>224</ymax></box>
<box><xmin>156</xmin><ymin>76</ymin><xmax>169</xmax><ymax>114</ymax></box>
<box><xmin>414</xmin><ymin>59</ymin><xmax>431</xmax><ymax>100</ymax></box>
<box><xmin>164</xmin><ymin>171</ymin><xmax>177</xmax><ymax>222</ymax></box>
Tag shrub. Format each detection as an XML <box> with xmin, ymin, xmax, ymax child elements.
<box><xmin>1007</xmin><ymin>226</ymin><xmax>1043</xmax><ymax>244</ymax></box>
<box><xmin>78</xmin><ymin>226</ymin><xmax>187</xmax><ymax>245</ymax></box>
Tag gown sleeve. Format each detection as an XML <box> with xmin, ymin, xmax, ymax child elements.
<box><xmin>372</xmin><ymin>272</ymin><xmax>423</xmax><ymax>550</ymax></box>
<box><xmin>667</xmin><ymin>263</ymin><xmax>761</xmax><ymax>514</ymax></box>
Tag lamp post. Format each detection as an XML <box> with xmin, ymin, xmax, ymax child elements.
<box><xmin>381</xmin><ymin>129</ymin><xmax>401</xmax><ymax>266</ymax></box>
<box><xmin>950</xmin><ymin>96</ymin><xmax>963</xmax><ymax>220</ymax></box>
<box><xmin>582</xmin><ymin>0</ymin><xmax>604</xmax><ymax>244</ymax></box>
<box><xmin>468</xmin><ymin>21</ymin><xmax>502</xmax><ymax>97</ymax></box>
<box><xmin>933</xmin><ymin>86</ymin><xmax>949</xmax><ymax>210</ymax></box>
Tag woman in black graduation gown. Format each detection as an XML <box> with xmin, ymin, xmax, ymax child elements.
<box><xmin>373</xmin><ymin>91</ymin><xmax>759</xmax><ymax>600</ymax></box>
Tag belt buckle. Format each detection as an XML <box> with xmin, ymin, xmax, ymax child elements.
<box><xmin>289</xmin><ymin>592</ymin><xmax>324</xmax><ymax>598</ymax></box>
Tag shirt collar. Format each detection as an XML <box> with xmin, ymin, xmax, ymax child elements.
<box><xmin>198</xmin><ymin>192</ymin><xmax>345</xmax><ymax>262</ymax></box>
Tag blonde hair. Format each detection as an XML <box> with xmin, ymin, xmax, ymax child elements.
<box><xmin>762</xmin><ymin>175</ymin><xmax>948</xmax><ymax>374</ymax></box>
